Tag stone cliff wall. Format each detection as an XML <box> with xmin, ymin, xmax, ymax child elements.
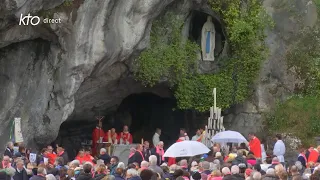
<box><xmin>224</xmin><ymin>0</ymin><xmax>318</xmax><ymax>136</ymax></box>
<box><xmin>0</xmin><ymin>0</ymin><xmax>182</xmax><ymax>149</ymax></box>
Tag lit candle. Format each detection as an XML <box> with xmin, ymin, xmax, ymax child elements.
<box><xmin>141</xmin><ymin>138</ymin><xmax>144</xmax><ymax>145</ymax></box>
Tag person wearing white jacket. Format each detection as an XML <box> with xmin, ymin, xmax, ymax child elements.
<box><xmin>152</xmin><ymin>128</ymin><xmax>161</xmax><ymax>147</ymax></box>
<box><xmin>273</xmin><ymin>134</ymin><xmax>286</xmax><ymax>163</ymax></box>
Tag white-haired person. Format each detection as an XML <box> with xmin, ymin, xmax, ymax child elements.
<box><xmin>230</xmin><ymin>165</ymin><xmax>243</xmax><ymax>179</ymax></box>
<box><xmin>117</xmin><ymin>162</ymin><xmax>126</xmax><ymax>170</ymax></box>
<box><xmin>126</xmin><ymin>169</ymin><xmax>142</xmax><ymax>180</ymax></box>
<box><xmin>139</xmin><ymin>161</ymin><xmax>149</xmax><ymax>173</ymax></box>
<box><xmin>4</xmin><ymin>142</ymin><xmax>14</xmax><ymax>158</ymax></box>
<box><xmin>13</xmin><ymin>159</ymin><xmax>29</xmax><ymax>180</ymax></box>
<box><xmin>46</xmin><ymin>174</ymin><xmax>56</xmax><ymax>180</ymax></box>
<box><xmin>148</xmin><ymin>155</ymin><xmax>164</xmax><ymax>177</ymax></box>
<box><xmin>221</xmin><ymin>167</ymin><xmax>232</xmax><ymax>178</ymax></box>
<box><xmin>98</xmin><ymin>148</ymin><xmax>111</xmax><ymax>165</ymax></box>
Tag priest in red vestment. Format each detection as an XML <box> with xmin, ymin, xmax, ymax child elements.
<box><xmin>119</xmin><ymin>125</ymin><xmax>133</xmax><ymax>144</ymax></box>
<box><xmin>75</xmin><ymin>149</ymin><xmax>94</xmax><ymax>164</ymax></box>
<box><xmin>92</xmin><ymin>120</ymin><xmax>105</xmax><ymax>156</ymax></box>
<box><xmin>104</xmin><ymin>128</ymin><xmax>119</xmax><ymax>144</ymax></box>
<box><xmin>248</xmin><ymin>133</ymin><xmax>262</xmax><ymax>158</ymax></box>
<box><xmin>168</xmin><ymin>136</ymin><xmax>185</xmax><ymax>166</ymax></box>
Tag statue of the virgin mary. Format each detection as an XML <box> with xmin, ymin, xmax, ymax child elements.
<box><xmin>201</xmin><ymin>16</ymin><xmax>216</xmax><ymax>61</ymax></box>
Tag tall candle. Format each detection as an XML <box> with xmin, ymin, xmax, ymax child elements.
<box><xmin>210</xmin><ymin>107</ymin><xmax>214</xmax><ymax>119</ymax></box>
<box><xmin>221</xmin><ymin>117</ymin><xmax>224</xmax><ymax>130</ymax></box>
<box><xmin>213</xmin><ymin>88</ymin><xmax>216</xmax><ymax>111</ymax></box>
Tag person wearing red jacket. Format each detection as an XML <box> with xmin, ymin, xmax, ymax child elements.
<box><xmin>92</xmin><ymin>120</ymin><xmax>105</xmax><ymax>156</ymax></box>
<box><xmin>75</xmin><ymin>149</ymin><xmax>93</xmax><ymax>164</ymax></box>
<box><xmin>44</xmin><ymin>149</ymin><xmax>57</xmax><ymax>165</ymax></box>
<box><xmin>248</xmin><ymin>133</ymin><xmax>262</xmax><ymax>158</ymax></box>
<box><xmin>168</xmin><ymin>136</ymin><xmax>186</xmax><ymax>166</ymax></box>
<box><xmin>306</xmin><ymin>146</ymin><xmax>319</xmax><ymax>164</ymax></box>
<box><xmin>104</xmin><ymin>128</ymin><xmax>119</xmax><ymax>144</ymax></box>
<box><xmin>119</xmin><ymin>125</ymin><xmax>133</xmax><ymax>144</ymax></box>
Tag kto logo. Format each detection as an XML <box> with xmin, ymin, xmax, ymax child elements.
<box><xmin>19</xmin><ymin>14</ymin><xmax>40</xmax><ymax>25</ymax></box>
<box><xmin>19</xmin><ymin>13</ymin><xmax>61</xmax><ymax>26</ymax></box>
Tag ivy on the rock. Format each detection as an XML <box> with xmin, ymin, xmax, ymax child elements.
<box><xmin>135</xmin><ymin>0</ymin><xmax>273</xmax><ymax>111</ymax></box>
<box><xmin>267</xmin><ymin>95</ymin><xmax>320</xmax><ymax>146</ymax></box>
<box><xmin>133</xmin><ymin>12</ymin><xmax>199</xmax><ymax>87</ymax></box>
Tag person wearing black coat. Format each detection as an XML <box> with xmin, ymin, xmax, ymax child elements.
<box><xmin>128</xmin><ymin>145</ymin><xmax>144</xmax><ymax>165</ymax></box>
<box><xmin>57</xmin><ymin>147</ymin><xmax>69</xmax><ymax>165</ymax></box>
<box><xmin>142</xmin><ymin>141</ymin><xmax>152</xmax><ymax>161</ymax></box>
<box><xmin>128</xmin><ymin>151</ymin><xmax>144</xmax><ymax>165</ymax></box>
<box><xmin>76</xmin><ymin>164</ymin><xmax>93</xmax><ymax>180</ymax></box>
<box><xmin>93</xmin><ymin>173</ymin><xmax>106</xmax><ymax>180</ymax></box>
<box><xmin>4</xmin><ymin>142</ymin><xmax>14</xmax><ymax>158</ymax></box>
<box><xmin>13</xmin><ymin>169</ymin><xmax>29</xmax><ymax>180</ymax></box>
<box><xmin>13</xmin><ymin>160</ymin><xmax>28</xmax><ymax>180</ymax></box>
<box><xmin>98</xmin><ymin>148</ymin><xmax>111</xmax><ymax>165</ymax></box>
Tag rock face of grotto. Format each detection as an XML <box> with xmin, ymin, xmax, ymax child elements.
<box><xmin>0</xmin><ymin>0</ymin><xmax>318</xmax><ymax>152</ymax></box>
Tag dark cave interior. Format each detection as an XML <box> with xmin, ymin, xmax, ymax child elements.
<box><xmin>55</xmin><ymin>92</ymin><xmax>207</xmax><ymax>159</ymax></box>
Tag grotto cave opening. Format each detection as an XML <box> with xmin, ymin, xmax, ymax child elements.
<box><xmin>55</xmin><ymin>92</ymin><xmax>206</xmax><ymax>159</ymax></box>
<box><xmin>190</xmin><ymin>10</ymin><xmax>226</xmax><ymax>57</ymax></box>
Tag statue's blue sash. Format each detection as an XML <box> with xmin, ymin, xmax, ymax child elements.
<box><xmin>206</xmin><ymin>31</ymin><xmax>210</xmax><ymax>53</ymax></box>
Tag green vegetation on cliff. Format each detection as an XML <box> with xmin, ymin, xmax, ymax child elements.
<box><xmin>135</xmin><ymin>0</ymin><xmax>272</xmax><ymax>111</ymax></box>
<box><xmin>267</xmin><ymin>20</ymin><xmax>320</xmax><ymax>144</ymax></box>
<box><xmin>267</xmin><ymin>95</ymin><xmax>320</xmax><ymax>146</ymax></box>
<box><xmin>134</xmin><ymin>13</ymin><xmax>198</xmax><ymax>87</ymax></box>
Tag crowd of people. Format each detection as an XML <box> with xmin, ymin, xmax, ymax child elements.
<box><xmin>2</xmin><ymin>126</ymin><xmax>320</xmax><ymax>180</ymax></box>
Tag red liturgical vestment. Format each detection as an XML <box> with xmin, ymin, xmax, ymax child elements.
<box><xmin>92</xmin><ymin>127</ymin><xmax>105</xmax><ymax>155</ymax></box>
<box><xmin>120</xmin><ymin>132</ymin><xmax>133</xmax><ymax>144</ymax></box>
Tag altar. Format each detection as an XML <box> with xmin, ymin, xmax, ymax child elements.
<box><xmin>111</xmin><ymin>144</ymin><xmax>139</xmax><ymax>165</ymax></box>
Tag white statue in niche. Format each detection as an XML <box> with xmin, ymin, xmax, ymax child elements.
<box><xmin>201</xmin><ymin>16</ymin><xmax>216</xmax><ymax>61</ymax></box>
